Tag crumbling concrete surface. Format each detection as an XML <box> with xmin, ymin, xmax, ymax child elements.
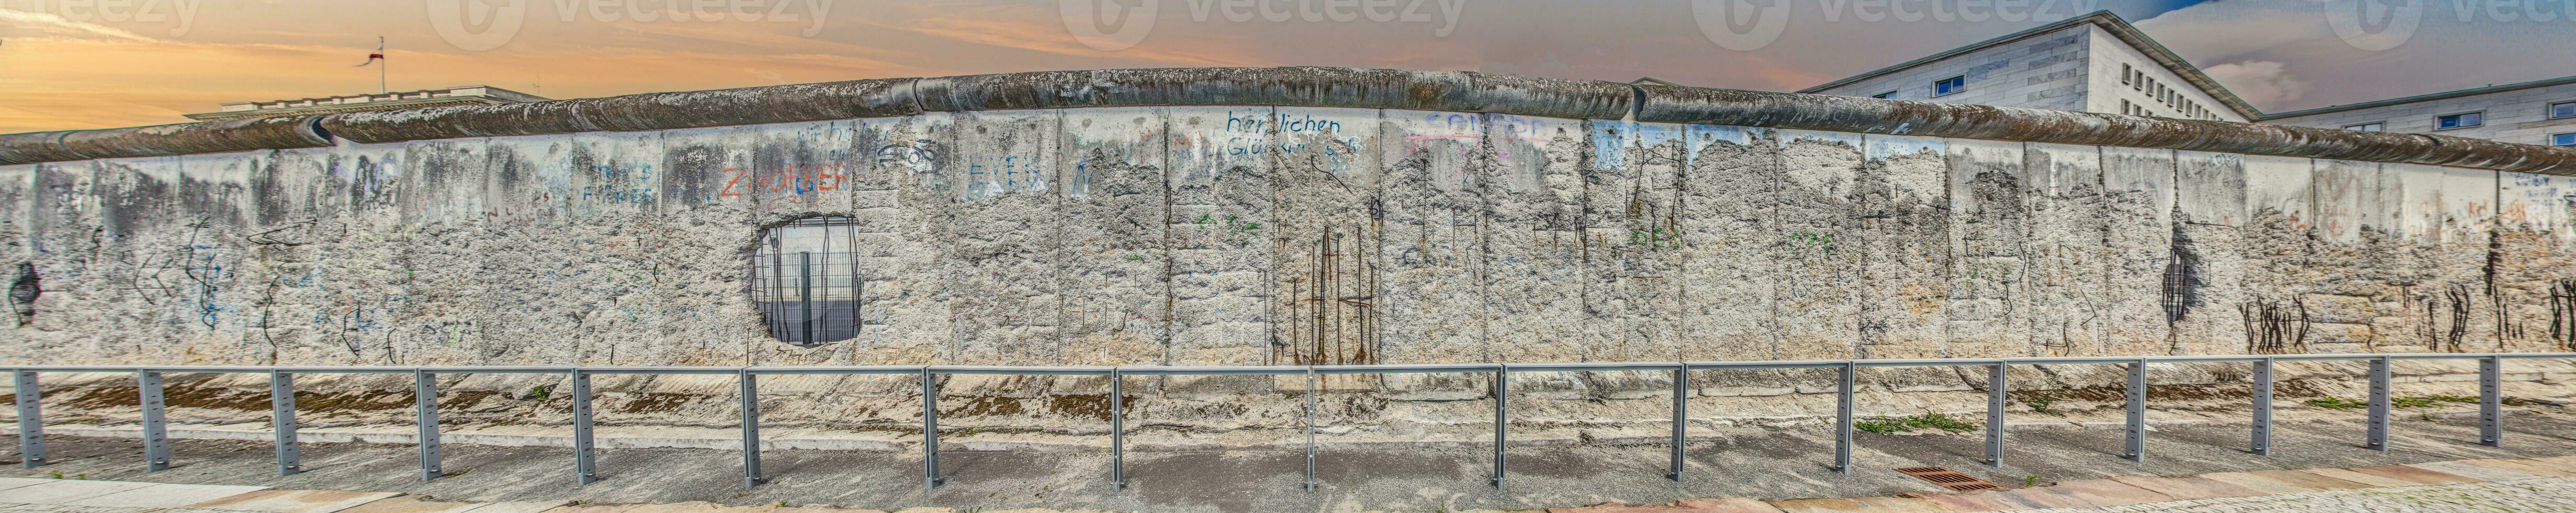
<box><xmin>6</xmin><ymin>70</ymin><xmax>2576</xmax><ymax>448</ymax></box>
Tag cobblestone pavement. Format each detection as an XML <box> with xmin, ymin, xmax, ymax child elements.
<box><xmin>2021</xmin><ymin>476</ymin><xmax>2576</xmax><ymax>512</ymax></box>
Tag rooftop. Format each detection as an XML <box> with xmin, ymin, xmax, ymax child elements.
<box><xmin>182</xmin><ymin>85</ymin><xmax>549</xmax><ymax>121</ymax></box>
<box><xmin>1797</xmin><ymin>10</ymin><xmax>2264</xmax><ymax>121</ymax></box>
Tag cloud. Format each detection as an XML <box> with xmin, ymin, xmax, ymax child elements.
<box><xmin>0</xmin><ymin>8</ymin><xmax>157</xmax><ymax>42</ymax></box>
<box><xmin>2202</xmin><ymin>60</ymin><xmax>2311</xmax><ymax>109</ymax></box>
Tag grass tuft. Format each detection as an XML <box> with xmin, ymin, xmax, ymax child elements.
<box><xmin>1855</xmin><ymin>414</ymin><xmax>1979</xmax><ymax>434</ymax></box>
<box><xmin>2304</xmin><ymin>397</ymin><xmax>2368</xmax><ymax>410</ymax></box>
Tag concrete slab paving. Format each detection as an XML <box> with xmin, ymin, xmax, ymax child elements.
<box><xmin>2102</xmin><ymin>475</ymin><xmax>2263</xmax><ymax>500</ymax></box>
<box><xmin>2187</xmin><ymin>472</ymin><xmax>2320</xmax><ymax>495</ymax></box>
<box><xmin>331</xmin><ymin>496</ymin><xmax>492</xmax><ymax>513</ymax></box>
<box><xmin>458</xmin><ymin>501</ymin><xmax>578</xmax><ymax>513</ymax></box>
<box><xmin>2406</xmin><ymin>460</ymin><xmax>2539</xmax><ymax>482</ymax></box>
<box><xmin>2294</xmin><ymin>467</ymin><xmax>2419</xmax><ymax>487</ymax></box>
<box><xmin>1912</xmin><ymin>491</ymin><xmax>2027</xmax><ymax>512</ymax></box>
<box><xmin>2460</xmin><ymin>458</ymin><xmax>2576</xmax><ymax>477</ymax></box>
<box><xmin>0</xmin><ymin>478</ymin><xmax>59</xmax><ymax>493</ymax></box>
<box><xmin>0</xmin><ymin>480</ymin><xmax>161</xmax><ymax>504</ymax></box>
<box><xmin>2342</xmin><ymin>464</ymin><xmax>2479</xmax><ymax>485</ymax></box>
<box><xmin>1985</xmin><ymin>487</ymin><xmax>2098</xmax><ymax>510</ymax></box>
<box><xmin>1669</xmin><ymin>498</ymin><xmax>1783</xmax><ymax>512</ymax></box>
<box><xmin>62</xmin><ymin>483</ymin><xmax>273</xmax><ymax>508</ymax></box>
<box><xmin>614</xmin><ymin>501</ymin><xmax>772</xmax><ymax>513</ymax></box>
<box><xmin>1765</xmin><ymin>496</ymin><xmax>1945</xmax><ymax>512</ymax></box>
<box><xmin>2033</xmin><ymin>478</ymin><xmax>2170</xmax><ymax>507</ymax></box>
<box><xmin>187</xmin><ymin>489</ymin><xmax>407</xmax><ymax>512</ymax></box>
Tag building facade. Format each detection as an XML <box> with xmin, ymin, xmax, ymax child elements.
<box><xmin>1803</xmin><ymin>11</ymin><xmax>2573</xmax><ymax>149</ymax></box>
<box><xmin>1799</xmin><ymin>12</ymin><xmax>2257</xmax><ymax>122</ymax></box>
<box><xmin>2263</xmin><ymin>76</ymin><xmax>2576</xmax><ymax>148</ymax></box>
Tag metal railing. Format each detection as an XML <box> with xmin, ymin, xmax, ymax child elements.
<box><xmin>4</xmin><ymin>352</ymin><xmax>2565</xmax><ymax>491</ymax></box>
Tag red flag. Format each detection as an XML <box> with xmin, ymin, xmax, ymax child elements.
<box><xmin>356</xmin><ymin>37</ymin><xmax>383</xmax><ymax>67</ymax></box>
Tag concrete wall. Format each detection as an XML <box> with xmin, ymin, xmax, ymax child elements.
<box><xmin>2267</xmin><ymin>83</ymin><xmax>2576</xmax><ymax>147</ymax></box>
<box><xmin>1807</xmin><ymin>24</ymin><xmax>2091</xmax><ymax>111</ymax></box>
<box><xmin>9</xmin><ymin>105</ymin><xmax>2576</xmax><ymax>380</ymax></box>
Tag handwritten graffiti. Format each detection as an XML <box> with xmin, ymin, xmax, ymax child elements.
<box><xmin>1630</xmin><ymin>227</ymin><xmax>1678</xmax><ymax>250</ymax></box>
<box><xmin>1788</xmin><ymin>231</ymin><xmax>1833</xmax><ymax>251</ymax></box>
<box><xmin>876</xmin><ymin>140</ymin><xmax>941</xmax><ymax>174</ymax></box>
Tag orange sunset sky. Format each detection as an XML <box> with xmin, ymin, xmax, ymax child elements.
<box><xmin>1</xmin><ymin>0</ymin><xmax>2567</xmax><ymax>133</ymax></box>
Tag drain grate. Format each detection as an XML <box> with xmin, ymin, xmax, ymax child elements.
<box><xmin>1895</xmin><ymin>466</ymin><xmax>2004</xmax><ymax>492</ymax></box>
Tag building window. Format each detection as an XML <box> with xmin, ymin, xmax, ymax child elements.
<box><xmin>2556</xmin><ymin>132</ymin><xmax>2576</xmax><ymax>147</ymax></box>
<box><xmin>1872</xmin><ymin>91</ymin><xmax>1896</xmax><ymax>99</ymax></box>
<box><xmin>2436</xmin><ymin>111</ymin><xmax>2483</xmax><ymax>130</ymax></box>
<box><xmin>2553</xmin><ymin>101</ymin><xmax>2576</xmax><ymax>119</ymax></box>
<box><xmin>2120</xmin><ymin>99</ymin><xmax>2133</xmax><ymax>115</ymax></box>
<box><xmin>750</xmin><ymin>217</ymin><xmax>866</xmax><ymax>345</ymax></box>
<box><xmin>1934</xmin><ymin>75</ymin><xmax>1966</xmax><ymax>96</ymax></box>
<box><xmin>2122</xmin><ymin>64</ymin><xmax>2134</xmax><ymax>85</ymax></box>
<box><xmin>2346</xmin><ymin>122</ymin><xmax>2385</xmax><ymax>132</ymax></box>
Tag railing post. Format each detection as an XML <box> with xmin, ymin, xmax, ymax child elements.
<box><xmin>269</xmin><ymin>371</ymin><xmax>300</xmax><ymax>475</ymax></box>
<box><xmin>571</xmin><ymin>370</ymin><xmax>596</xmax><ymax>485</ymax></box>
<box><xmin>1490</xmin><ymin>365</ymin><xmax>1508</xmax><ymax>489</ymax></box>
<box><xmin>13</xmin><ymin>370</ymin><xmax>40</xmax><ymax>469</ymax></box>
<box><xmin>414</xmin><ymin>370</ymin><xmax>441</xmax><ymax>481</ymax></box>
<box><xmin>1835</xmin><ymin>361</ymin><xmax>1854</xmax><ymax>475</ymax></box>
<box><xmin>921</xmin><ymin>369</ymin><xmax>942</xmax><ymax>488</ymax></box>
<box><xmin>138</xmin><ymin>370</ymin><xmax>168</xmax><ymax>472</ymax></box>
<box><xmin>2252</xmin><ymin>357</ymin><xmax>2273</xmax><ymax>455</ymax></box>
<box><xmin>1303</xmin><ymin>369</ymin><xmax>1317</xmax><ymax>492</ymax></box>
<box><xmin>1110</xmin><ymin>368</ymin><xmax>1125</xmax><ymax>491</ymax></box>
<box><xmin>2367</xmin><ymin>356</ymin><xmax>2390</xmax><ymax>451</ymax></box>
<box><xmin>1667</xmin><ymin>364</ymin><xmax>1687</xmax><ymax>482</ymax></box>
<box><xmin>740</xmin><ymin>370</ymin><xmax>763</xmax><ymax>489</ymax></box>
<box><xmin>1985</xmin><ymin>363</ymin><xmax>2005</xmax><ymax>466</ymax></box>
<box><xmin>2480</xmin><ymin>355</ymin><xmax>2503</xmax><ymax>448</ymax></box>
<box><xmin>2124</xmin><ymin>360</ymin><xmax>2144</xmax><ymax>462</ymax></box>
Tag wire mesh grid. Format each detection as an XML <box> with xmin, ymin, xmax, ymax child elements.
<box><xmin>750</xmin><ymin>217</ymin><xmax>864</xmax><ymax>345</ymax></box>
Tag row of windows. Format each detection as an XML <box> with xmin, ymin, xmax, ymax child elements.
<box><xmin>2342</xmin><ymin>101</ymin><xmax>2574</xmax><ymax>136</ymax></box>
<box><xmin>2120</xmin><ymin>64</ymin><xmax>2219</xmax><ymax>120</ymax></box>
<box><xmin>1868</xmin><ymin>74</ymin><xmax>1971</xmax><ymax>101</ymax></box>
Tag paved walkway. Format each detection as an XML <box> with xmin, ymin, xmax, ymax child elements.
<box><xmin>8</xmin><ymin>456</ymin><xmax>2576</xmax><ymax>512</ymax></box>
<box><xmin>1557</xmin><ymin>456</ymin><xmax>2576</xmax><ymax>512</ymax></box>
<box><xmin>2033</xmin><ymin>477</ymin><xmax>2576</xmax><ymax>512</ymax></box>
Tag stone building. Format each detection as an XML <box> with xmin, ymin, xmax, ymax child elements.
<box><xmin>2263</xmin><ymin>76</ymin><xmax>2576</xmax><ymax>148</ymax></box>
<box><xmin>1802</xmin><ymin>11</ymin><xmax>2574</xmax><ymax>150</ymax></box>
<box><xmin>1799</xmin><ymin>10</ymin><xmax>2258</xmax><ymax>122</ymax></box>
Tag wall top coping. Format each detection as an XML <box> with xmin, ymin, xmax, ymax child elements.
<box><xmin>2</xmin><ymin>66</ymin><xmax>2569</xmax><ymax>174</ymax></box>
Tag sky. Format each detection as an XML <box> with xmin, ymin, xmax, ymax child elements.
<box><xmin>0</xmin><ymin>0</ymin><xmax>2568</xmax><ymax>132</ymax></box>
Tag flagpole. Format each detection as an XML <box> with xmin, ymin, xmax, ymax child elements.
<box><xmin>379</xmin><ymin>37</ymin><xmax>387</xmax><ymax>94</ymax></box>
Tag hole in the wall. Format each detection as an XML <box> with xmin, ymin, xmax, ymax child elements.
<box><xmin>2160</xmin><ymin>246</ymin><xmax>2197</xmax><ymax>323</ymax></box>
<box><xmin>8</xmin><ymin>262</ymin><xmax>35</xmax><ymax>327</ymax></box>
<box><xmin>749</xmin><ymin>217</ymin><xmax>865</xmax><ymax>346</ymax></box>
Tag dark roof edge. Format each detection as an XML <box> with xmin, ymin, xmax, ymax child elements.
<box><xmin>1794</xmin><ymin>11</ymin><xmax>2265</xmax><ymax>121</ymax></box>
<box><xmin>3</xmin><ymin>66</ymin><xmax>2569</xmax><ymax>174</ymax></box>
<box><xmin>2264</xmin><ymin>74</ymin><xmax>2576</xmax><ymax>119</ymax></box>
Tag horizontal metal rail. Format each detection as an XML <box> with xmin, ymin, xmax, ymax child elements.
<box><xmin>3</xmin><ymin>351</ymin><xmax>2567</xmax><ymax>493</ymax></box>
